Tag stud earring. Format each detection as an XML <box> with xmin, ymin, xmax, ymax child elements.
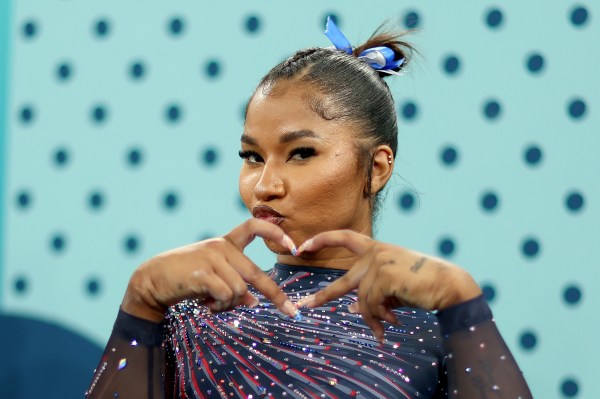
<box><xmin>388</xmin><ymin>155</ymin><xmax>393</xmax><ymax>164</ymax></box>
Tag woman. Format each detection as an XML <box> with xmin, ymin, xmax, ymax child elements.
<box><xmin>86</xmin><ymin>18</ymin><xmax>532</xmax><ymax>398</ymax></box>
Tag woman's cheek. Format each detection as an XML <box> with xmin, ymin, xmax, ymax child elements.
<box><xmin>238</xmin><ymin>171</ymin><xmax>257</xmax><ymax>205</ymax></box>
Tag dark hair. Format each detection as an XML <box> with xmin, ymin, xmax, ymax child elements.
<box><xmin>248</xmin><ymin>25</ymin><xmax>414</xmax><ymax>221</ymax></box>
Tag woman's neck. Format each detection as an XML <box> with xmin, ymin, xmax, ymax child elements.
<box><xmin>277</xmin><ymin>237</ymin><xmax>371</xmax><ymax>270</ymax></box>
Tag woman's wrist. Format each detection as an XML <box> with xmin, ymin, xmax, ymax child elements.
<box><xmin>438</xmin><ymin>266</ymin><xmax>483</xmax><ymax>310</ymax></box>
<box><xmin>121</xmin><ymin>268</ymin><xmax>167</xmax><ymax>323</ymax></box>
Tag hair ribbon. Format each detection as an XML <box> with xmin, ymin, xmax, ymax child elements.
<box><xmin>324</xmin><ymin>16</ymin><xmax>405</xmax><ymax>74</ymax></box>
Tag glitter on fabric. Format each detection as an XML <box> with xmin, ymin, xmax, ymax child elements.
<box><xmin>164</xmin><ymin>264</ymin><xmax>444</xmax><ymax>398</ymax></box>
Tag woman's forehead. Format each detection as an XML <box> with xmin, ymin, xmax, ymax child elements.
<box><xmin>245</xmin><ymin>83</ymin><xmax>353</xmax><ymax>140</ymax></box>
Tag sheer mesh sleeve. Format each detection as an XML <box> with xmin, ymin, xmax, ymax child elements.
<box><xmin>436</xmin><ymin>295</ymin><xmax>533</xmax><ymax>398</ymax></box>
<box><xmin>85</xmin><ymin>309</ymin><xmax>173</xmax><ymax>399</ymax></box>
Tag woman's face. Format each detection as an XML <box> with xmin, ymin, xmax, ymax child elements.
<box><xmin>239</xmin><ymin>82</ymin><xmax>372</xmax><ymax>266</ymax></box>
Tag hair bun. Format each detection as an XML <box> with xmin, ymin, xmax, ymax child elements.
<box><xmin>353</xmin><ymin>30</ymin><xmax>413</xmax><ymax>78</ymax></box>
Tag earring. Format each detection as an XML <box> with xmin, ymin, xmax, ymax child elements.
<box><xmin>388</xmin><ymin>155</ymin><xmax>393</xmax><ymax>164</ymax></box>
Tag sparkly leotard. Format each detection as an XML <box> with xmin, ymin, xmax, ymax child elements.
<box><xmin>86</xmin><ymin>264</ymin><xmax>533</xmax><ymax>398</ymax></box>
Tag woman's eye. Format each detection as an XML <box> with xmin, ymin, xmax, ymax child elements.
<box><xmin>238</xmin><ymin>150</ymin><xmax>263</xmax><ymax>164</ymax></box>
<box><xmin>289</xmin><ymin>147</ymin><xmax>316</xmax><ymax>161</ymax></box>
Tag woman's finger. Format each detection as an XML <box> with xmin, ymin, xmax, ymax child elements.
<box><xmin>225</xmin><ymin>218</ymin><xmax>296</xmax><ymax>253</ymax></box>
<box><xmin>297</xmin><ymin>229</ymin><xmax>373</xmax><ymax>256</ymax></box>
<box><xmin>296</xmin><ymin>261</ymin><xmax>367</xmax><ymax>308</ymax></box>
<box><xmin>211</xmin><ymin>260</ymin><xmax>253</xmax><ymax>311</ymax></box>
<box><xmin>225</xmin><ymin>243</ymin><xmax>297</xmax><ymax>317</ymax></box>
<box><xmin>356</xmin><ymin>268</ymin><xmax>386</xmax><ymax>342</ymax></box>
<box><xmin>188</xmin><ymin>268</ymin><xmax>235</xmax><ymax>312</ymax></box>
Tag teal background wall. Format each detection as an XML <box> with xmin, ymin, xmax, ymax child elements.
<box><xmin>1</xmin><ymin>1</ymin><xmax>598</xmax><ymax>398</ymax></box>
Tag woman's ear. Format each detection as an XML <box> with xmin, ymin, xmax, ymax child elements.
<box><xmin>370</xmin><ymin>145</ymin><xmax>394</xmax><ymax>195</ymax></box>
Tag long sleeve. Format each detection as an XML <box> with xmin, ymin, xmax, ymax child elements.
<box><xmin>85</xmin><ymin>309</ymin><xmax>173</xmax><ymax>399</ymax></box>
<box><xmin>436</xmin><ymin>295</ymin><xmax>533</xmax><ymax>398</ymax></box>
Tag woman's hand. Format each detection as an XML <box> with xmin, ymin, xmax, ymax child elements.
<box><xmin>121</xmin><ymin>219</ymin><xmax>299</xmax><ymax>322</ymax></box>
<box><xmin>296</xmin><ymin>230</ymin><xmax>482</xmax><ymax>342</ymax></box>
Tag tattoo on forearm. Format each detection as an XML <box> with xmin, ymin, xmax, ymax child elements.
<box><xmin>410</xmin><ymin>257</ymin><xmax>426</xmax><ymax>273</ymax></box>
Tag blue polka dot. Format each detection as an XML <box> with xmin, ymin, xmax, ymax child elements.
<box><xmin>169</xmin><ymin>17</ymin><xmax>184</xmax><ymax>35</ymax></box>
<box><xmin>245</xmin><ymin>15</ymin><xmax>261</xmax><ymax>33</ymax></box>
<box><xmin>56</xmin><ymin>63</ymin><xmax>72</xmax><ymax>81</ymax></box>
<box><xmin>88</xmin><ymin>191</ymin><xmax>104</xmax><ymax>210</ymax></box>
<box><xmin>91</xmin><ymin>105</ymin><xmax>107</xmax><ymax>124</ymax></box>
<box><xmin>165</xmin><ymin>104</ymin><xmax>181</xmax><ymax>123</ymax></box>
<box><xmin>563</xmin><ymin>284</ymin><xmax>582</xmax><ymax>305</ymax></box>
<box><xmin>94</xmin><ymin>19</ymin><xmax>110</xmax><ymax>37</ymax></box>
<box><xmin>127</xmin><ymin>147</ymin><xmax>143</xmax><ymax>166</ymax></box>
<box><xmin>22</xmin><ymin>20</ymin><xmax>37</xmax><ymax>38</ymax></box>
<box><xmin>54</xmin><ymin>147</ymin><xmax>69</xmax><ymax>167</ymax></box>
<box><xmin>526</xmin><ymin>53</ymin><xmax>545</xmax><ymax>74</ymax></box>
<box><xmin>401</xmin><ymin>101</ymin><xmax>418</xmax><ymax>120</ymax></box>
<box><xmin>398</xmin><ymin>192</ymin><xmax>416</xmax><ymax>211</ymax></box>
<box><xmin>568</xmin><ymin>98</ymin><xmax>586</xmax><ymax>119</ymax></box>
<box><xmin>404</xmin><ymin>10</ymin><xmax>420</xmax><ymax>29</ymax></box>
<box><xmin>561</xmin><ymin>378</ymin><xmax>579</xmax><ymax>397</ymax></box>
<box><xmin>16</xmin><ymin>191</ymin><xmax>31</xmax><ymax>209</ymax></box>
<box><xmin>570</xmin><ymin>6</ymin><xmax>589</xmax><ymax>27</ymax></box>
<box><xmin>19</xmin><ymin>105</ymin><xmax>34</xmax><ymax>124</ymax></box>
<box><xmin>481</xmin><ymin>191</ymin><xmax>499</xmax><ymax>212</ymax></box>
<box><xmin>438</xmin><ymin>237</ymin><xmax>455</xmax><ymax>256</ymax></box>
<box><xmin>520</xmin><ymin>331</ymin><xmax>537</xmax><ymax>350</ymax></box>
<box><xmin>86</xmin><ymin>279</ymin><xmax>101</xmax><ymax>296</ymax></box>
<box><xmin>205</xmin><ymin>60</ymin><xmax>221</xmax><ymax>78</ymax></box>
<box><xmin>51</xmin><ymin>234</ymin><xmax>66</xmax><ymax>253</ymax></box>
<box><xmin>440</xmin><ymin>146</ymin><xmax>459</xmax><ymax>166</ymax></box>
<box><xmin>14</xmin><ymin>276</ymin><xmax>28</xmax><ymax>294</ymax></box>
<box><xmin>124</xmin><ymin>235</ymin><xmax>139</xmax><ymax>253</ymax></box>
<box><xmin>163</xmin><ymin>192</ymin><xmax>179</xmax><ymax>210</ymax></box>
<box><xmin>483</xmin><ymin>100</ymin><xmax>501</xmax><ymax>120</ymax></box>
<box><xmin>565</xmin><ymin>191</ymin><xmax>584</xmax><ymax>212</ymax></box>
<box><xmin>202</xmin><ymin>148</ymin><xmax>218</xmax><ymax>166</ymax></box>
<box><xmin>524</xmin><ymin>145</ymin><xmax>543</xmax><ymax>166</ymax></box>
<box><xmin>130</xmin><ymin>61</ymin><xmax>145</xmax><ymax>80</ymax></box>
<box><xmin>521</xmin><ymin>238</ymin><xmax>540</xmax><ymax>258</ymax></box>
<box><xmin>485</xmin><ymin>8</ymin><xmax>503</xmax><ymax>28</ymax></box>
<box><xmin>443</xmin><ymin>55</ymin><xmax>460</xmax><ymax>75</ymax></box>
<box><xmin>481</xmin><ymin>284</ymin><xmax>496</xmax><ymax>302</ymax></box>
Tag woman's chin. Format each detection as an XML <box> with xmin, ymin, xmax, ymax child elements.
<box><xmin>263</xmin><ymin>239</ymin><xmax>290</xmax><ymax>255</ymax></box>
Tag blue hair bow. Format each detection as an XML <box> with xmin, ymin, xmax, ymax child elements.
<box><xmin>324</xmin><ymin>16</ymin><xmax>405</xmax><ymax>74</ymax></box>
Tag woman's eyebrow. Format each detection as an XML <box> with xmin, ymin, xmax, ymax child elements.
<box><xmin>279</xmin><ymin>129</ymin><xmax>320</xmax><ymax>143</ymax></box>
<box><xmin>240</xmin><ymin>134</ymin><xmax>258</xmax><ymax>145</ymax></box>
<box><xmin>240</xmin><ymin>130</ymin><xmax>320</xmax><ymax>146</ymax></box>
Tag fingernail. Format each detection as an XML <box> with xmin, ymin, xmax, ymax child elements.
<box><xmin>297</xmin><ymin>239</ymin><xmax>313</xmax><ymax>253</ymax></box>
<box><xmin>281</xmin><ymin>300</ymin><xmax>297</xmax><ymax>317</ymax></box>
<box><xmin>293</xmin><ymin>309</ymin><xmax>302</xmax><ymax>321</ymax></box>
<box><xmin>384</xmin><ymin>312</ymin><xmax>399</xmax><ymax>325</ymax></box>
<box><xmin>282</xmin><ymin>235</ymin><xmax>298</xmax><ymax>255</ymax></box>
<box><xmin>348</xmin><ymin>302</ymin><xmax>359</xmax><ymax>314</ymax></box>
<box><xmin>296</xmin><ymin>294</ymin><xmax>315</xmax><ymax>308</ymax></box>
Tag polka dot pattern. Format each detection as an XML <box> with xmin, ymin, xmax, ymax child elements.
<box><xmin>1</xmin><ymin>4</ymin><xmax>596</xmax><ymax>398</ymax></box>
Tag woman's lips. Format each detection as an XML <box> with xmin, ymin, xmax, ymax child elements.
<box><xmin>252</xmin><ymin>205</ymin><xmax>285</xmax><ymax>225</ymax></box>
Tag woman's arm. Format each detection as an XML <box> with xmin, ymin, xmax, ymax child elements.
<box><xmin>437</xmin><ymin>295</ymin><xmax>532</xmax><ymax>398</ymax></box>
<box><xmin>296</xmin><ymin>230</ymin><xmax>533</xmax><ymax>398</ymax></box>
<box><xmin>86</xmin><ymin>219</ymin><xmax>298</xmax><ymax>397</ymax></box>
<box><xmin>86</xmin><ymin>310</ymin><xmax>172</xmax><ymax>399</ymax></box>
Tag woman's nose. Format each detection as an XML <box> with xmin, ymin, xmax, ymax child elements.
<box><xmin>254</xmin><ymin>164</ymin><xmax>285</xmax><ymax>201</ymax></box>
